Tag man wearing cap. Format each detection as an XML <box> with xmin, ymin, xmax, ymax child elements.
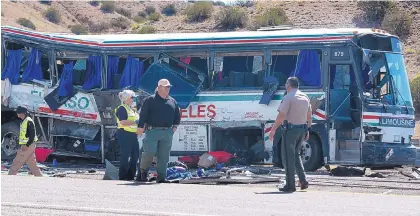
<box><xmin>8</xmin><ymin>106</ymin><xmax>43</xmax><ymax>177</ymax></box>
<box><xmin>136</xmin><ymin>79</ymin><xmax>181</xmax><ymax>183</ymax></box>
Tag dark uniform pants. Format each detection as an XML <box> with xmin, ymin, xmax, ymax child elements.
<box><xmin>281</xmin><ymin>127</ymin><xmax>307</xmax><ymax>188</ymax></box>
<box><xmin>116</xmin><ymin>129</ymin><xmax>139</xmax><ymax>180</ymax></box>
<box><xmin>139</xmin><ymin>128</ymin><xmax>173</xmax><ymax>181</ymax></box>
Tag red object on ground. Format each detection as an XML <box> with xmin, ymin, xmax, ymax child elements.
<box><xmin>178</xmin><ymin>155</ymin><xmax>200</xmax><ymax>168</ymax></box>
<box><xmin>208</xmin><ymin>151</ymin><xmax>234</xmax><ymax>164</ymax></box>
<box><xmin>35</xmin><ymin>148</ymin><xmax>55</xmax><ymax>163</ymax></box>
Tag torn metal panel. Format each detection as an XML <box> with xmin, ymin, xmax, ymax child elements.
<box><xmin>211</xmin><ymin>120</ymin><xmax>262</xmax><ymax>129</ymax></box>
<box><xmin>50</xmin><ymin>120</ymin><xmax>100</xmax><ymax>140</ymax></box>
<box><xmin>92</xmin><ymin>90</ymin><xmax>150</xmax><ymax>126</ymax></box>
<box><xmin>362</xmin><ymin>143</ymin><xmax>417</xmax><ymax>166</ymax></box>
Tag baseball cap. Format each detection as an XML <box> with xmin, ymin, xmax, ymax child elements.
<box><xmin>16</xmin><ymin>106</ymin><xmax>28</xmax><ymax>114</ymax></box>
<box><xmin>157</xmin><ymin>79</ymin><xmax>172</xmax><ymax>87</ymax></box>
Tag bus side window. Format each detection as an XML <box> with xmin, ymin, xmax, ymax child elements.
<box><xmin>213</xmin><ymin>51</ymin><xmax>264</xmax><ymax>88</ymax></box>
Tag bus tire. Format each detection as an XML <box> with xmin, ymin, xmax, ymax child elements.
<box><xmin>302</xmin><ymin>134</ymin><xmax>323</xmax><ymax>172</ymax></box>
<box><xmin>1</xmin><ymin>121</ymin><xmax>21</xmax><ymax>161</ymax></box>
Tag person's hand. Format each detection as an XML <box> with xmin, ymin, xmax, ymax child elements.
<box><xmin>269</xmin><ymin>130</ymin><xmax>275</xmax><ymax>141</ymax></box>
<box><xmin>136</xmin><ymin>128</ymin><xmax>143</xmax><ymax>136</ymax></box>
<box><xmin>305</xmin><ymin>131</ymin><xmax>310</xmax><ymax>141</ymax></box>
<box><xmin>22</xmin><ymin>145</ymin><xmax>28</xmax><ymax>151</ymax></box>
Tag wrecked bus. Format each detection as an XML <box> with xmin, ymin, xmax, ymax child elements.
<box><xmin>1</xmin><ymin>26</ymin><xmax>417</xmax><ymax>171</ymax></box>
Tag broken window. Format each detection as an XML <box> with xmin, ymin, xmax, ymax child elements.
<box><xmin>1</xmin><ymin>41</ymin><xmax>51</xmax><ymax>85</ymax></box>
<box><xmin>213</xmin><ymin>51</ymin><xmax>264</xmax><ymax>89</ymax></box>
<box><xmin>138</xmin><ymin>53</ymin><xmax>206</xmax><ymax>109</ymax></box>
<box><xmin>108</xmin><ymin>54</ymin><xmax>153</xmax><ymax>90</ymax></box>
<box><xmin>270</xmin><ymin>49</ymin><xmax>322</xmax><ymax>88</ymax></box>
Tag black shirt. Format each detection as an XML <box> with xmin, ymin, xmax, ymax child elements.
<box><xmin>137</xmin><ymin>93</ymin><xmax>181</xmax><ymax>128</ymax></box>
<box><xmin>24</xmin><ymin>117</ymin><xmax>36</xmax><ymax>147</ymax></box>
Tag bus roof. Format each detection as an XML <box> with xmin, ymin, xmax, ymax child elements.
<box><xmin>1</xmin><ymin>25</ymin><xmax>393</xmax><ymax>48</ymax></box>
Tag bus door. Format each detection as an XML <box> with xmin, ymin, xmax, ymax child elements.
<box><xmin>327</xmin><ymin>47</ymin><xmax>362</xmax><ymax>164</ymax></box>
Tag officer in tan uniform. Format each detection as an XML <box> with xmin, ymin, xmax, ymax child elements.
<box><xmin>269</xmin><ymin>77</ymin><xmax>311</xmax><ymax>192</ymax></box>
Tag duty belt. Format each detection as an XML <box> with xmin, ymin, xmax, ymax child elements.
<box><xmin>283</xmin><ymin>123</ymin><xmax>307</xmax><ymax>130</ymax></box>
<box><xmin>146</xmin><ymin>126</ymin><xmax>171</xmax><ymax>130</ymax></box>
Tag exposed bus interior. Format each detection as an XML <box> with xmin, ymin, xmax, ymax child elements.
<box><xmin>329</xmin><ymin>62</ymin><xmax>362</xmax><ymax>163</ymax></box>
<box><xmin>210</xmin><ymin>127</ymin><xmax>266</xmax><ymax>165</ymax></box>
<box><xmin>2</xmin><ymin>41</ymin><xmax>52</xmax><ymax>86</ymax></box>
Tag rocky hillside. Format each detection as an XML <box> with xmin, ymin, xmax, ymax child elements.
<box><xmin>2</xmin><ymin>0</ymin><xmax>420</xmax><ymax>136</ymax></box>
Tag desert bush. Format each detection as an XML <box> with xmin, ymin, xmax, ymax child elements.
<box><xmin>357</xmin><ymin>1</ymin><xmax>395</xmax><ymax>25</ymax></box>
<box><xmin>162</xmin><ymin>3</ymin><xmax>176</xmax><ymax>16</ymax></box>
<box><xmin>216</xmin><ymin>6</ymin><xmax>247</xmax><ymax>30</ymax></box>
<box><xmin>213</xmin><ymin>1</ymin><xmax>226</xmax><ymax>6</ymax></box>
<box><xmin>116</xmin><ymin>7</ymin><xmax>131</xmax><ymax>18</ymax></box>
<box><xmin>410</xmin><ymin>75</ymin><xmax>420</xmax><ymax>112</ymax></box>
<box><xmin>89</xmin><ymin>1</ymin><xmax>99</xmax><ymax>6</ymax></box>
<box><xmin>110</xmin><ymin>17</ymin><xmax>130</xmax><ymax>30</ymax></box>
<box><xmin>235</xmin><ymin>0</ymin><xmax>255</xmax><ymax>7</ymax></box>
<box><xmin>381</xmin><ymin>7</ymin><xmax>412</xmax><ymax>39</ymax></box>
<box><xmin>17</xmin><ymin>18</ymin><xmax>36</xmax><ymax>30</ymax></box>
<box><xmin>44</xmin><ymin>7</ymin><xmax>61</xmax><ymax>24</ymax></box>
<box><xmin>101</xmin><ymin>1</ymin><xmax>115</xmax><ymax>13</ymax></box>
<box><xmin>137</xmin><ymin>25</ymin><xmax>157</xmax><ymax>34</ymax></box>
<box><xmin>137</xmin><ymin>11</ymin><xmax>147</xmax><ymax>18</ymax></box>
<box><xmin>70</xmin><ymin>24</ymin><xmax>88</xmax><ymax>35</ymax></box>
<box><xmin>185</xmin><ymin>1</ymin><xmax>213</xmax><ymax>22</ymax></box>
<box><xmin>148</xmin><ymin>12</ymin><xmax>161</xmax><ymax>21</ymax></box>
<box><xmin>133</xmin><ymin>15</ymin><xmax>145</xmax><ymax>23</ymax></box>
<box><xmin>40</xmin><ymin>0</ymin><xmax>52</xmax><ymax>5</ymax></box>
<box><xmin>145</xmin><ymin>6</ymin><xmax>156</xmax><ymax>15</ymax></box>
<box><xmin>88</xmin><ymin>22</ymin><xmax>110</xmax><ymax>33</ymax></box>
<box><xmin>253</xmin><ymin>7</ymin><xmax>289</xmax><ymax>30</ymax></box>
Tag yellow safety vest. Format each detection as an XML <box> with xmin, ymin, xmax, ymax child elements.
<box><xmin>114</xmin><ymin>104</ymin><xmax>139</xmax><ymax>133</ymax></box>
<box><xmin>19</xmin><ymin>116</ymin><xmax>38</xmax><ymax>145</ymax></box>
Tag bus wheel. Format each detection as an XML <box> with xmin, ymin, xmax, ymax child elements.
<box><xmin>1</xmin><ymin>122</ymin><xmax>20</xmax><ymax>161</ymax></box>
<box><xmin>301</xmin><ymin>135</ymin><xmax>322</xmax><ymax>172</ymax></box>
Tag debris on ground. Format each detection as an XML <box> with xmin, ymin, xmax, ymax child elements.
<box><xmin>400</xmin><ymin>167</ymin><xmax>420</xmax><ymax>180</ymax></box>
<box><xmin>325</xmin><ymin>165</ymin><xmax>387</xmax><ymax>178</ymax></box>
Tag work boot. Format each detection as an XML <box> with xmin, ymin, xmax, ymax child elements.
<box><xmin>300</xmin><ymin>180</ymin><xmax>309</xmax><ymax>190</ymax></box>
<box><xmin>278</xmin><ymin>186</ymin><xmax>296</xmax><ymax>193</ymax></box>
<box><xmin>135</xmin><ymin>170</ymin><xmax>148</xmax><ymax>182</ymax></box>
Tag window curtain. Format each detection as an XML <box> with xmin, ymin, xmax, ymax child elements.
<box><xmin>22</xmin><ymin>48</ymin><xmax>43</xmax><ymax>82</ymax></box>
<box><xmin>119</xmin><ymin>56</ymin><xmax>144</xmax><ymax>89</ymax></box>
<box><xmin>82</xmin><ymin>55</ymin><xmax>102</xmax><ymax>90</ymax></box>
<box><xmin>1</xmin><ymin>49</ymin><xmax>23</xmax><ymax>85</ymax></box>
<box><xmin>106</xmin><ymin>55</ymin><xmax>119</xmax><ymax>89</ymax></box>
<box><xmin>58</xmin><ymin>61</ymin><xmax>74</xmax><ymax>97</ymax></box>
<box><xmin>291</xmin><ymin>50</ymin><xmax>321</xmax><ymax>87</ymax></box>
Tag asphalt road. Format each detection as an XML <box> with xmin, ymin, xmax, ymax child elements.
<box><xmin>2</xmin><ymin>175</ymin><xmax>420</xmax><ymax>216</ymax></box>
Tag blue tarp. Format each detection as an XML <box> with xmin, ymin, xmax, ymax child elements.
<box><xmin>119</xmin><ymin>56</ymin><xmax>144</xmax><ymax>89</ymax></box>
<box><xmin>22</xmin><ymin>48</ymin><xmax>43</xmax><ymax>82</ymax></box>
<box><xmin>107</xmin><ymin>55</ymin><xmax>119</xmax><ymax>89</ymax></box>
<box><xmin>58</xmin><ymin>61</ymin><xmax>74</xmax><ymax>97</ymax></box>
<box><xmin>82</xmin><ymin>55</ymin><xmax>102</xmax><ymax>90</ymax></box>
<box><xmin>1</xmin><ymin>49</ymin><xmax>23</xmax><ymax>84</ymax></box>
<box><xmin>291</xmin><ymin>50</ymin><xmax>321</xmax><ymax>87</ymax></box>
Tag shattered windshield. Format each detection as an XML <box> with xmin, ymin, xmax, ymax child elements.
<box><xmin>362</xmin><ymin>50</ymin><xmax>413</xmax><ymax>107</ymax></box>
<box><xmin>385</xmin><ymin>53</ymin><xmax>413</xmax><ymax>107</ymax></box>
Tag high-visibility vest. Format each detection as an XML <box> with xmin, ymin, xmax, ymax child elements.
<box><xmin>19</xmin><ymin>116</ymin><xmax>38</xmax><ymax>145</ymax></box>
<box><xmin>114</xmin><ymin>104</ymin><xmax>139</xmax><ymax>133</ymax></box>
